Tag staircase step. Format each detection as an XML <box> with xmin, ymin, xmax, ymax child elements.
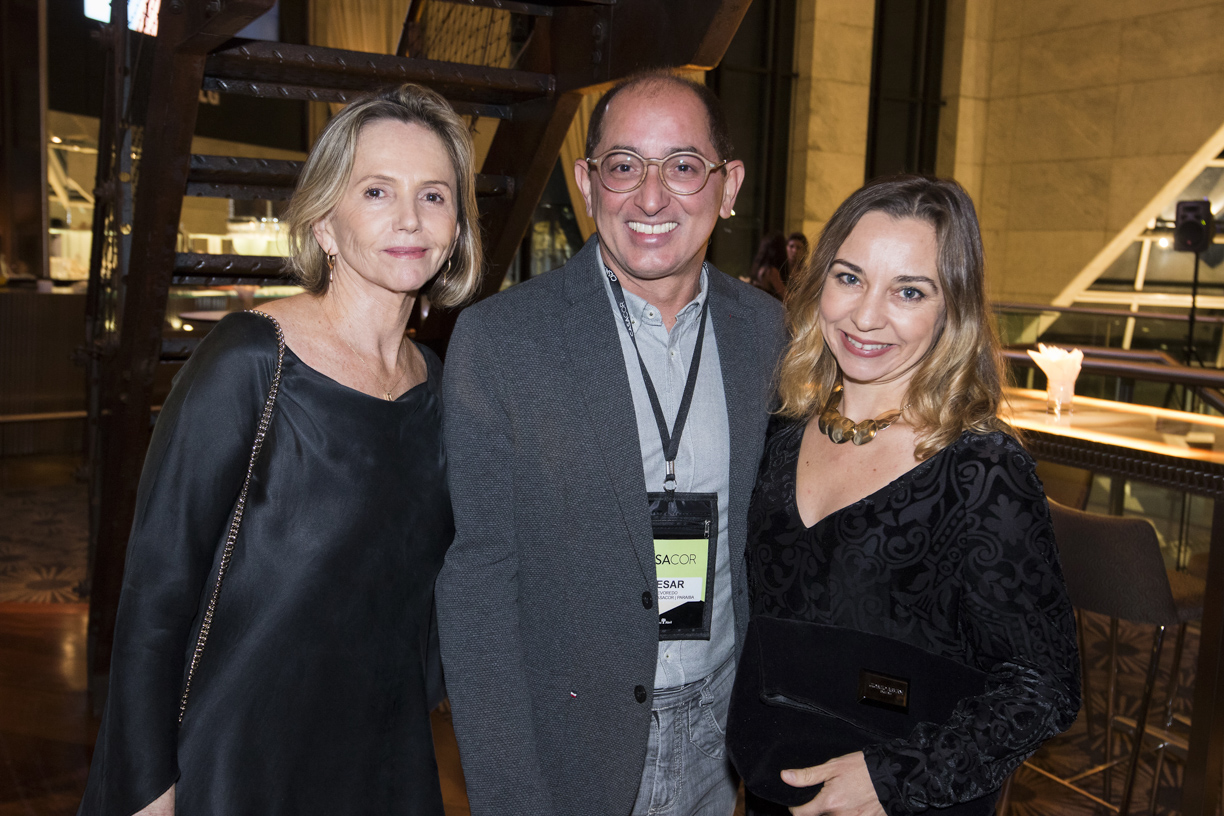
<box><xmin>186</xmin><ymin>154</ymin><xmax>301</xmax><ymax>200</ymax></box>
<box><xmin>161</xmin><ymin>337</ymin><xmax>202</xmax><ymax>362</ymax></box>
<box><xmin>203</xmin><ymin>41</ymin><xmax>553</xmax><ymax>117</ymax></box>
<box><xmin>430</xmin><ymin>0</ymin><xmax>557</xmax><ymax>13</ymax></box>
<box><xmin>476</xmin><ymin>174</ymin><xmax>514</xmax><ymax>197</ymax></box>
<box><xmin>186</xmin><ymin>154</ymin><xmax>514</xmax><ymax>200</ymax></box>
<box><xmin>173</xmin><ymin>253</ymin><xmax>291</xmax><ymax>286</ymax></box>
<box><xmin>429</xmin><ymin>0</ymin><xmax>617</xmax><ymax>14</ymax></box>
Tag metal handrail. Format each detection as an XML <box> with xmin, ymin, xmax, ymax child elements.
<box><xmin>1006</xmin><ymin>351</ymin><xmax>1224</xmax><ymax>388</ymax></box>
<box><xmin>1004</xmin><ymin>346</ymin><xmax>1224</xmax><ymax>414</ymax></box>
<box><xmin>0</xmin><ymin>410</ymin><xmax>88</xmax><ymax>424</ymax></box>
<box><xmin>996</xmin><ymin>301</ymin><xmax>1224</xmax><ymax>326</ymax></box>
<box><xmin>0</xmin><ymin>406</ymin><xmax>161</xmax><ymax>424</ymax></box>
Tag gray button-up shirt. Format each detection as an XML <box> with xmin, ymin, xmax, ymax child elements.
<box><xmin>599</xmin><ymin>248</ymin><xmax>734</xmax><ymax>691</ymax></box>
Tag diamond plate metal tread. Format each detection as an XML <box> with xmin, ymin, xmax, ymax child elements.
<box><xmin>430</xmin><ymin>0</ymin><xmax>617</xmax><ymax>13</ymax></box>
<box><xmin>185</xmin><ymin>154</ymin><xmax>514</xmax><ymax>200</ymax></box>
<box><xmin>186</xmin><ymin>154</ymin><xmax>301</xmax><ymax>200</ymax></box>
<box><xmin>173</xmin><ymin>253</ymin><xmax>291</xmax><ymax>286</ymax></box>
<box><xmin>475</xmin><ymin>174</ymin><xmax>513</xmax><ymax>197</ymax></box>
<box><xmin>161</xmin><ymin>337</ymin><xmax>202</xmax><ymax>362</ymax></box>
<box><xmin>189</xmin><ymin>154</ymin><xmax>301</xmax><ymax>186</ymax></box>
<box><xmin>203</xmin><ymin>41</ymin><xmax>553</xmax><ymax>113</ymax></box>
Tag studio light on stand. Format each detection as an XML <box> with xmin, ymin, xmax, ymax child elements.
<box><xmin>1171</xmin><ymin>200</ymin><xmax>1217</xmax><ymax>574</ymax></box>
<box><xmin>1174</xmin><ymin>199</ymin><xmax>1216</xmax><ymax>367</ymax></box>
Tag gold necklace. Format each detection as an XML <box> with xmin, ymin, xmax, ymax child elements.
<box><xmin>817</xmin><ymin>384</ymin><xmax>904</xmax><ymax>446</ymax></box>
<box><xmin>322</xmin><ymin>303</ymin><xmax>407</xmax><ymax>401</ymax></box>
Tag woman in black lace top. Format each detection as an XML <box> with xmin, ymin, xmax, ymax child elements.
<box><xmin>736</xmin><ymin>176</ymin><xmax>1079</xmax><ymax>815</ymax></box>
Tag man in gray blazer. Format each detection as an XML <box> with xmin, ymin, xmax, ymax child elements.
<box><xmin>437</xmin><ymin>72</ymin><xmax>787</xmax><ymax>816</ymax></box>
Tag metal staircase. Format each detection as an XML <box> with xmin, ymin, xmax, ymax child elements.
<box><xmin>82</xmin><ymin>0</ymin><xmax>751</xmax><ymax>707</ymax></box>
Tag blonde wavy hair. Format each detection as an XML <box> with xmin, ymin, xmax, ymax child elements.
<box><xmin>285</xmin><ymin>83</ymin><xmax>482</xmax><ymax>308</ymax></box>
<box><xmin>777</xmin><ymin>175</ymin><xmax>1010</xmax><ymax>461</ymax></box>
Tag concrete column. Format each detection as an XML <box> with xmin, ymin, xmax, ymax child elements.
<box><xmin>786</xmin><ymin>0</ymin><xmax>875</xmax><ymax>242</ymax></box>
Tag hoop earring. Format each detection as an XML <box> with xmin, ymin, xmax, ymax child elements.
<box><xmin>326</xmin><ymin>254</ymin><xmax>335</xmax><ymax>283</ymax></box>
<box><xmin>439</xmin><ymin>257</ymin><xmax>453</xmax><ymax>279</ymax></box>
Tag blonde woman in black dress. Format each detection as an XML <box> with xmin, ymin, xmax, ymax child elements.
<box><xmin>79</xmin><ymin>84</ymin><xmax>481</xmax><ymax>816</ymax></box>
<box><xmin>735</xmin><ymin>176</ymin><xmax>1080</xmax><ymax>816</ymax></box>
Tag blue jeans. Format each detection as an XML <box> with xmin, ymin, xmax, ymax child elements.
<box><xmin>631</xmin><ymin>655</ymin><xmax>739</xmax><ymax>816</ymax></box>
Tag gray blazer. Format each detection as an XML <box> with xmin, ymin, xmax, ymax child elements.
<box><xmin>436</xmin><ymin>237</ymin><xmax>787</xmax><ymax>816</ymax></box>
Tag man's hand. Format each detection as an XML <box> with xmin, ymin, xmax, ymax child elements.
<box><xmin>782</xmin><ymin>752</ymin><xmax>887</xmax><ymax>816</ymax></box>
<box><xmin>134</xmin><ymin>784</ymin><xmax>174</xmax><ymax>816</ymax></box>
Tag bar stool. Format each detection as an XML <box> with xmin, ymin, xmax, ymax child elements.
<box><xmin>1001</xmin><ymin>501</ymin><xmax>1181</xmax><ymax>815</ymax></box>
<box><xmin>1113</xmin><ymin>567</ymin><xmax>1205</xmax><ymax>813</ymax></box>
<box><xmin>1034</xmin><ymin>461</ymin><xmax>1094</xmax><ymax>511</ymax></box>
<box><xmin>1079</xmin><ymin>545</ymin><xmax>1206</xmax><ymax>744</ymax></box>
<box><xmin>1033</xmin><ymin>462</ymin><xmax>1097</xmax><ymax>738</ymax></box>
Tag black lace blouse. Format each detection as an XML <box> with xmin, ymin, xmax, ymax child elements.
<box><xmin>747</xmin><ymin>421</ymin><xmax>1081</xmax><ymax>815</ymax></box>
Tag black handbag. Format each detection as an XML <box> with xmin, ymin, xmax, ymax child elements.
<box><xmin>177</xmin><ymin>310</ymin><xmax>285</xmax><ymax>723</ymax></box>
<box><xmin>727</xmin><ymin>617</ymin><xmax>997</xmax><ymax>813</ymax></box>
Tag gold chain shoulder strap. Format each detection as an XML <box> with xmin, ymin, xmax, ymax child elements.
<box><xmin>178</xmin><ymin>310</ymin><xmax>286</xmax><ymax>723</ymax></box>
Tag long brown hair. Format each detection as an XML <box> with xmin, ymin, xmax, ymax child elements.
<box><xmin>777</xmin><ymin>175</ymin><xmax>1009</xmax><ymax>460</ymax></box>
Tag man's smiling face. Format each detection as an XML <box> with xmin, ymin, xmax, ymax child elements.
<box><xmin>575</xmin><ymin>81</ymin><xmax>743</xmax><ymax>288</ymax></box>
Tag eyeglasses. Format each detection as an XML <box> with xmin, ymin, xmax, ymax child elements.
<box><xmin>585</xmin><ymin>149</ymin><xmax>727</xmax><ymax>196</ymax></box>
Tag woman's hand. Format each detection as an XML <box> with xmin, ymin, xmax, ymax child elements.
<box><xmin>782</xmin><ymin>752</ymin><xmax>886</xmax><ymax>816</ymax></box>
<box><xmin>133</xmin><ymin>784</ymin><xmax>174</xmax><ymax>816</ymax></box>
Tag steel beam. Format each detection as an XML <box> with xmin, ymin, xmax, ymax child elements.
<box><xmin>0</xmin><ymin>0</ymin><xmax>49</xmax><ymax>283</ymax></box>
<box><xmin>185</xmin><ymin>155</ymin><xmax>513</xmax><ymax>201</ymax></box>
<box><xmin>204</xmin><ymin>41</ymin><xmax>553</xmax><ymax>107</ymax></box>
<box><xmin>201</xmin><ymin>77</ymin><xmax>516</xmax><ymax>120</ymax></box>
<box><xmin>172</xmin><ymin>252</ymin><xmax>290</xmax><ymax>285</ymax></box>
<box><xmin>87</xmin><ymin>0</ymin><xmax>276</xmax><ymax>712</ymax></box>
<box><xmin>429</xmin><ymin>0</ymin><xmax>556</xmax><ymax>16</ymax></box>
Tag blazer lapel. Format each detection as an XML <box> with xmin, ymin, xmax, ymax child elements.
<box><xmin>707</xmin><ymin>270</ymin><xmax>765</xmax><ymax>611</ymax></box>
<box><xmin>562</xmin><ymin>241</ymin><xmax>656</xmax><ymax>582</ymax></box>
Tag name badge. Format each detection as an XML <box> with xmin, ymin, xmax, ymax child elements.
<box><xmin>648</xmin><ymin>492</ymin><xmax>717</xmax><ymax>641</ymax></box>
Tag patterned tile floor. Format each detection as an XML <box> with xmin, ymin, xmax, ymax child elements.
<box><xmin>0</xmin><ymin>483</ymin><xmax>89</xmax><ymax>603</ymax></box>
<box><xmin>1004</xmin><ymin>612</ymin><xmax>1203</xmax><ymax>816</ymax></box>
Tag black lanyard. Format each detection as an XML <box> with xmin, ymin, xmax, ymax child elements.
<box><xmin>604</xmin><ymin>263</ymin><xmax>710</xmax><ymax>492</ymax></box>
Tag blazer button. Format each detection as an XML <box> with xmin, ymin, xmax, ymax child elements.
<box><xmin>634</xmin><ymin>685</ymin><xmax>647</xmax><ymax>703</ymax></box>
<box><xmin>642</xmin><ymin>591</ymin><xmax>653</xmax><ymax>609</ymax></box>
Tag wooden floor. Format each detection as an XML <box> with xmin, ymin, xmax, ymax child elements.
<box><xmin>0</xmin><ymin>603</ymin><xmax>95</xmax><ymax>816</ymax></box>
<box><xmin>1</xmin><ymin>457</ymin><xmax>95</xmax><ymax>815</ymax></box>
<box><xmin>0</xmin><ymin>602</ymin><xmax>473</xmax><ymax>815</ymax></box>
<box><xmin>0</xmin><ymin>455</ymin><xmax>473</xmax><ymax>815</ymax></box>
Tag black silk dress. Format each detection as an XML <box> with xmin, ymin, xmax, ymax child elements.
<box><xmin>745</xmin><ymin>421</ymin><xmax>1081</xmax><ymax>816</ymax></box>
<box><xmin>79</xmin><ymin>312</ymin><xmax>451</xmax><ymax>816</ymax></box>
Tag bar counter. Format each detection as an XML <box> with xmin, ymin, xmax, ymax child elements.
<box><xmin>1004</xmin><ymin>388</ymin><xmax>1224</xmax><ymax>815</ymax></box>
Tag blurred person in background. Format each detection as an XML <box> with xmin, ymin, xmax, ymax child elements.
<box><xmin>781</xmin><ymin>231</ymin><xmax>808</xmax><ymax>287</ymax></box>
<box><xmin>749</xmin><ymin>231</ymin><xmax>787</xmax><ymax>298</ymax></box>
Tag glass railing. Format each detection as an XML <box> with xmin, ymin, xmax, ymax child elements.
<box><xmin>996</xmin><ymin>302</ymin><xmax>1224</xmax><ymax>416</ymax></box>
<box><xmin>997</xmin><ymin>302</ymin><xmax>1224</xmax><ymax>362</ymax></box>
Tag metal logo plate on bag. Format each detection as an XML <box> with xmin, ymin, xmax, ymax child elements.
<box><xmin>857</xmin><ymin>669</ymin><xmax>910</xmax><ymax>714</ymax></box>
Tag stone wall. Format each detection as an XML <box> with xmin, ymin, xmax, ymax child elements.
<box><xmin>788</xmin><ymin>0</ymin><xmax>1224</xmax><ymax>305</ymax></box>
<box><xmin>941</xmin><ymin>0</ymin><xmax>1224</xmax><ymax>303</ymax></box>
<box><xmin>786</xmin><ymin>0</ymin><xmax>875</xmax><ymax>243</ymax></box>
